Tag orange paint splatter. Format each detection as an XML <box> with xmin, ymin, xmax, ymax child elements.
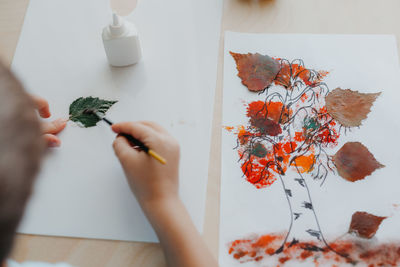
<box><xmin>229</xmin><ymin>233</ymin><xmax>400</xmax><ymax>266</ymax></box>
<box><xmin>293</xmin><ymin>154</ymin><xmax>315</xmax><ymax>173</ymax></box>
<box><xmin>274</xmin><ymin>61</ymin><xmax>329</xmax><ymax>89</ymax></box>
<box><xmin>240</xmin><ymin>155</ymin><xmax>278</xmax><ymax>189</ymax></box>
<box><xmin>223</xmin><ymin>126</ymin><xmax>234</xmax><ymax>131</ymax></box>
<box><xmin>300</xmin><ymin>93</ymin><xmax>308</xmax><ymax>103</ymax></box>
<box><xmin>294</xmin><ymin>131</ymin><xmax>305</xmax><ymax>142</ymax></box>
<box><xmin>237</xmin><ymin>126</ymin><xmax>251</xmax><ymax>145</ymax></box>
<box><xmin>238</xmin><ymin>141</ymin><xmax>296</xmax><ymax>188</ymax></box>
<box><xmin>283</xmin><ymin>141</ymin><xmax>297</xmax><ymax>154</ymax></box>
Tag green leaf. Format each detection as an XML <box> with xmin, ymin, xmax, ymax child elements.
<box><xmin>69</xmin><ymin>97</ymin><xmax>117</xmax><ymax>128</ymax></box>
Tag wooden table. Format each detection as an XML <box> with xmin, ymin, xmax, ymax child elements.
<box><xmin>1</xmin><ymin>0</ymin><xmax>400</xmax><ymax>266</ymax></box>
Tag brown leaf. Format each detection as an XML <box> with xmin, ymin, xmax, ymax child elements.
<box><xmin>348</xmin><ymin>211</ymin><xmax>386</xmax><ymax>239</ymax></box>
<box><xmin>333</xmin><ymin>142</ymin><xmax>384</xmax><ymax>182</ymax></box>
<box><xmin>230</xmin><ymin>52</ymin><xmax>280</xmax><ymax>92</ymax></box>
<box><xmin>325</xmin><ymin>88</ymin><xmax>381</xmax><ymax>127</ymax></box>
<box><xmin>250</xmin><ymin>117</ymin><xmax>282</xmax><ymax>136</ymax></box>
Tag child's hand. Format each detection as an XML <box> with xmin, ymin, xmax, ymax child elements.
<box><xmin>32</xmin><ymin>96</ymin><xmax>67</xmax><ymax>147</ymax></box>
<box><xmin>111</xmin><ymin>121</ymin><xmax>180</xmax><ymax>210</ymax></box>
<box><xmin>112</xmin><ymin>122</ymin><xmax>218</xmax><ymax>267</ymax></box>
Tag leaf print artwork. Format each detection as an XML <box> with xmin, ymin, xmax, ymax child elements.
<box><xmin>222</xmin><ymin>50</ymin><xmax>400</xmax><ymax>267</ymax></box>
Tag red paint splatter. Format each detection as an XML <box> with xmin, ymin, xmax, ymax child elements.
<box><xmin>273</xmin><ymin>60</ymin><xmax>328</xmax><ymax>89</ymax></box>
<box><xmin>315</xmin><ymin>119</ymin><xmax>339</xmax><ymax>146</ymax></box>
<box><xmin>245</xmin><ymin>101</ymin><xmax>289</xmax><ymax>137</ymax></box>
<box><xmin>228</xmin><ymin>233</ymin><xmax>400</xmax><ymax>266</ymax></box>
<box><xmin>294</xmin><ymin>131</ymin><xmax>305</xmax><ymax>142</ymax></box>
<box><xmin>240</xmin><ymin>154</ymin><xmax>278</xmax><ymax>188</ymax></box>
<box><xmin>238</xmin><ymin>141</ymin><xmax>297</xmax><ymax>188</ymax></box>
<box><xmin>231</xmin><ymin>107</ymin><xmax>340</xmax><ymax>188</ymax></box>
<box><xmin>230</xmin><ymin>103</ymin><xmax>340</xmax><ymax>188</ymax></box>
<box><xmin>246</xmin><ymin>101</ymin><xmax>291</xmax><ymax>124</ymax></box>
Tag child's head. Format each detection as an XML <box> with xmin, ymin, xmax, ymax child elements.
<box><xmin>0</xmin><ymin>61</ymin><xmax>45</xmax><ymax>262</ymax></box>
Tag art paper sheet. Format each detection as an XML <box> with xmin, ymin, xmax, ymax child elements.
<box><xmin>220</xmin><ymin>32</ymin><xmax>400</xmax><ymax>267</ymax></box>
<box><xmin>12</xmin><ymin>0</ymin><xmax>222</xmax><ymax>242</ymax></box>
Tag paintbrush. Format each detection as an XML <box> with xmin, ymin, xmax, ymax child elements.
<box><xmin>85</xmin><ymin>110</ymin><xmax>166</xmax><ymax>165</ymax></box>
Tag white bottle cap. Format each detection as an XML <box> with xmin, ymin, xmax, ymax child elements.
<box><xmin>109</xmin><ymin>13</ymin><xmax>128</xmax><ymax>37</ymax></box>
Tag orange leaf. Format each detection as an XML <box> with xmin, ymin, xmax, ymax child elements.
<box><xmin>325</xmin><ymin>88</ymin><xmax>381</xmax><ymax>127</ymax></box>
<box><xmin>230</xmin><ymin>52</ymin><xmax>280</xmax><ymax>92</ymax></box>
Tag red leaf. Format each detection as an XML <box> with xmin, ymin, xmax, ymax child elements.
<box><xmin>349</xmin><ymin>211</ymin><xmax>386</xmax><ymax>239</ymax></box>
<box><xmin>333</xmin><ymin>142</ymin><xmax>384</xmax><ymax>182</ymax></box>
<box><xmin>230</xmin><ymin>52</ymin><xmax>280</xmax><ymax>92</ymax></box>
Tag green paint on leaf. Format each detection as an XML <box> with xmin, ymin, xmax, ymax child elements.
<box><xmin>69</xmin><ymin>97</ymin><xmax>117</xmax><ymax>127</ymax></box>
<box><xmin>251</xmin><ymin>143</ymin><xmax>267</xmax><ymax>158</ymax></box>
<box><xmin>304</xmin><ymin>117</ymin><xmax>320</xmax><ymax>131</ymax></box>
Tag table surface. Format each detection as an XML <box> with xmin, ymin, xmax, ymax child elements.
<box><xmin>1</xmin><ymin>0</ymin><xmax>400</xmax><ymax>266</ymax></box>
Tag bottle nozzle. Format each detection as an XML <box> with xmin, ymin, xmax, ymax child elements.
<box><xmin>109</xmin><ymin>13</ymin><xmax>127</xmax><ymax>37</ymax></box>
<box><xmin>112</xmin><ymin>13</ymin><xmax>121</xmax><ymax>27</ymax></box>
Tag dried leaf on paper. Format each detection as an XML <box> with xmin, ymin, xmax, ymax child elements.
<box><xmin>349</xmin><ymin>211</ymin><xmax>387</xmax><ymax>239</ymax></box>
<box><xmin>230</xmin><ymin>52</ymin><xmax>280</xmax><ymax>92</ymax></box>
<box><xmin>325</xmin><ymin>88</ymin><xmax>381</xmax><ymax>127</ymax></box>
<box><xmin>333</xmin><ymin>142</ymin><xmax>384</xmax><ymax>182</ymax></box>
<box><xmin>250</xmin><ymin>117</ymin><xmax>282</xmax><ymax>136</ymax></box>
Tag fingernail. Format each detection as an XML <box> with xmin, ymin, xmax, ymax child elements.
<box><xmin>55</xmin><ymin>118</ymin><xmax>68</xmax><ymax>125</ymax></box>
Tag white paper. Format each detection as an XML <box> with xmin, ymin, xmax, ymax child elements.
<box><xmin>220</xmin><ymin>32</ymin><xmax>400</xmax><ymax>266</ymax></box>
<box><xmin>12</xmin><ymin>0</ymin><xmax>222</xmax><ymax>242</ymax></box>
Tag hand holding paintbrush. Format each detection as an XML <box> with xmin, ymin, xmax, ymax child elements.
<box><xmin>111</xmin><ymin>120</ymin><xmax>181</xmax><ymax>204</ymax></box>
<box><xmin>83</xmin><ymin>109</ymin><xmax>166</xmax><ymax>164</ymax></box>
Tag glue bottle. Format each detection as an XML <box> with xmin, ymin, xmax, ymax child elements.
<box><xmin>102</xmin><ymin>13</ymin><xmax>142</xmax><ymax>67</ymax></box>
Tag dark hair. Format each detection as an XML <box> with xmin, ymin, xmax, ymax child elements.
<box><xmin>0</xmin><ymin>60</ymin><xmax>45</xmax><ymax>261</ymax></box>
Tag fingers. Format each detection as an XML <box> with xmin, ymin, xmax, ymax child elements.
<box><xmin>43</xmin><ymin>134</ymin><xmax>61</xmax><ymax>147</ymax></box>
<box><xmin>138</xmin><ymin>121</ymin><xmax>167</xmax><ymax>133</ymax></box>
<box><xmin>31</xmin><ymin>96</ymin><xmax>67</xmax><ymax>147</ymax></box>
<box><xmin>41</xmin><ymin>118</ymin><xmax>68</xmax><ymax>134</ymax></box>
<box><xmin>31</xmin><ymin>95</ymin><xmax>51</xmax><ymax>118</ymax></box>
<box><xmin>111</xmin><ymin>122</ymin><xmax>157</xmax><ymax>142</ymax></box>
<box><xmin>113</xmin><ymin>135</ymin><xmax>141</xmax><ymax>163</ymax></box>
